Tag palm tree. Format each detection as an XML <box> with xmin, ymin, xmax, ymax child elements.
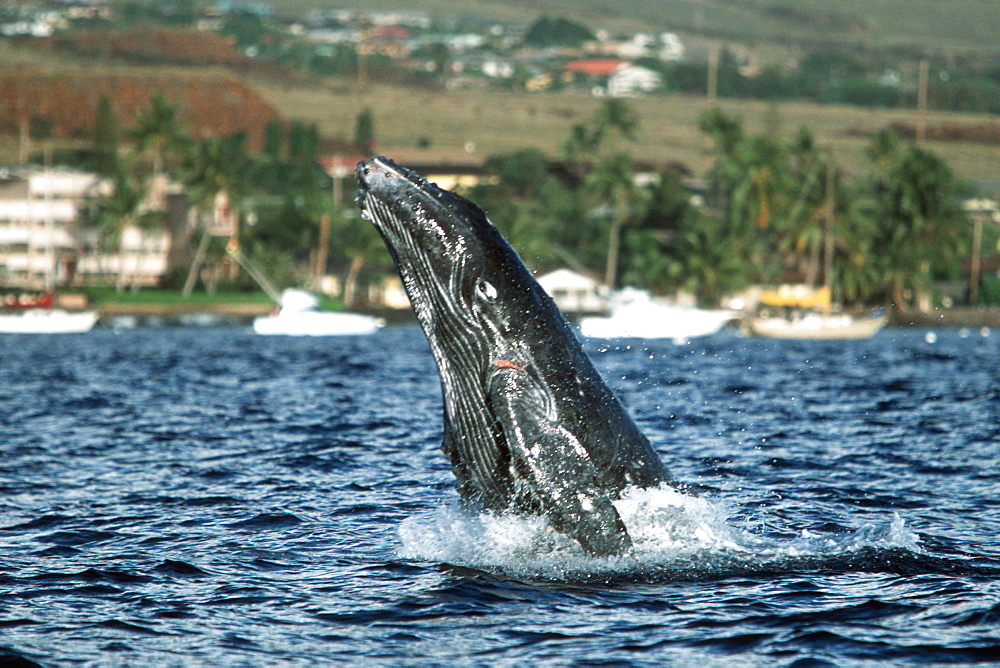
<box><xmin>560</xmin><ymin>122</ymin><xmax>595</xmax><ymax>172</ymax></box>
<box><xmin>129</xmin><ymin>93</ymin><xmax>188</xmax><ymax>178</ymax></box>
<box><xmin>870</xmin><ymin>143</ymin><xmax>966</xmax><ymax>309</ymax></box>
<box><xmin>82</xmin><ymin>168</ymin><xmax>157</xmax><ymax>292</ymax></box>
<box><xmin>698</xmin><ymin>107</ymin><xmax>745</xmax><ymax>218</ymax></box>
<box><xmin>560</xmin><ymin>99</ymin><xmax>640</xmax><ymax>172</ymax></box>
<box><xmin>332</xmin><ymin>208</ymin><xmax>385</xmax><ymax>307</ymax></box>
<box><xmin>182</xmin><ymin>134</ymin><xmax>250</xmax><ymax>296</ymax></box>
<box><xmin>584</xmin><ymin>152</ymin><xmax>648</xmax><ymax>289</ymax></box>
<box><xmin>699</xmin><ymin>107</ymin><xmax>744</xmax><ymax>158</ymax></box>
<box><xmin>590</xmin><ymin>98</ymin><xmax>639</xmax><ymax>146</ymax></box>
<box><xmin>668</xmin><ymin>213</ymin><xmax>751</xmax><ymax>305</ymax></box>
<box><xmin>850</xmin><ymin>135</ymin><xmax>968</xmax><ymax>310</ymax></box>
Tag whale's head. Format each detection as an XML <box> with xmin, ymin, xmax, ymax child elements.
<box><xmin>356</xmin><ymin>156</ymin><xmax>549</xmax><ymax>362</ymax></box>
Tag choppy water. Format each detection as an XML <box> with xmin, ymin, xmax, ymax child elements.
<box><xmin>1</xmin><ymin>324</ymin><xmax>998</xmax><ymax>665</ymax></box>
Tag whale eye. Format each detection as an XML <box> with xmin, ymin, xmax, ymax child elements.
<box><xmin>476</xmin><ymin>279</ymin><xmax>498</xmax><ymax>302</ymax></box>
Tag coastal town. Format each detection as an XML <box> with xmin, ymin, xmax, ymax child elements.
<box><xmin>1</xmin><ymin>0</ymin><xmax>999</xmax><ymax>332</ymax></box>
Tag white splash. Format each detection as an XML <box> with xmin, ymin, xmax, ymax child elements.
<box><xmin>397</xmin><ymin>485</ymin><xmax>920</xmax><ymax>581</ymax></box>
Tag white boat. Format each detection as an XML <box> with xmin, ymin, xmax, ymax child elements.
<box><xmin>253</xmin><ymin>289</ymin><xmax>384</xmax><ymax>336</ymax></box>
<box><xmin>579</xmin><ymin>290</ymin><xmax>734</xmax><ymax>342</ymax></box>
<box><xmin>0</xmin><ymin>308</ymin><xmax>98</xmax><ymax>334</ymax></box>
<box><xmin>746</xmin><ymin>311</ymin><xmax>887</xmax><ymax>340</ymax></box>
<box><xmin>0</xmin><ymin>292</ymin><xmax>97</xmax><ymax>334</ymax></box>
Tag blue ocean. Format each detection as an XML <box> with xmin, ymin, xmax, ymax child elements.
<box><xmin>1</xmin><ymin>324</ymin><xmax>998</xmax><ymax>665</ymax></box>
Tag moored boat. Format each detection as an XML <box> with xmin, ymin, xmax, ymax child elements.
<box><xmin>0</xmin><ymin>292</ymin><xmax>97</xmax><ymax>334</ymax></box>
<box><xmin>743</xmin><ymin>286</ymin><xmax>886</xmax><ymax>340</ymax></box>
<box><xmin>252</xmin><ymin>289</ymin><xmax>384</xmax><ymax>336</ymax></box>
<box><xmin>745</xmin><ymin>310</ymin><xmax>887</xmax><ymax>340</ymax></box>
<box><xmin>579</xmin><ymin>289</ymin><xmax>734</xmax><ymax>342</ymax></box>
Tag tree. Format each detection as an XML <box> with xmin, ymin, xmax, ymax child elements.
<box><xmin>585</xmin><ymin>152</ymin><xmax>648</xmax><ymax>289</ymax></box>
<box><xmin>666</xmin><ymin>212</ymin><xmax>751</xmax><ymax>305</ymax></box>
<box><xmin>412</xmin><ymin>42</ymin><xmax>451</xmax><ymax>80</ymax></box>
<box><xmin>332</xmin><ymin>210</ymin><xmax>385</xmax><ymax>307</ymax></box>
<box><xmin>484</xmin><ymin>148</ymin><xmax>550</xmax><ymax>198</ymax></box>
<box><xmin>560</xmin><ymin>122</ymin><xmax>596</xmax><ymax>170</ymax></box>
<box><xmin>81</xmin><ymin>168</ymin><xmax>158</xmax><ymax>292</ymax></box>
<box><xmin>220</xmin><ymin>11</ymin><xmax>267</xmax><ymax>52</ymax></box>
<box><xmin>591</xmin><ymin>98</ymin><xmax>639</xmax><ymax>146</ymax></box>
<box><xmin>354</xmin><ymin>108</ymin><xmax>375</xmax><ymax>155</ymax></box>
<box><xmin>699</xmin><ymin>107</ymin><xmax>744</xmax><ymax>157</ymax></box>
<box><xmin>287</xmin><ymin>120</ymin><xmax>320</xmax><ymax>165</ymax></box>
<box><xmin>129</xmin><ymin>93</ymin><xmax>188</xmax><ymax>177</ymax></box>
<box><xmin>522</xmin><ymin>16</ymin><xmax>595</xmax><ymax>48</ymax></box>
<box><xmin>182</xmin><ymin>134</ymin><xmax>250</xmax><ymax>295</ymax></box>
<box><xmin>561</xmin><ymin>99</ymin><xmax>640</xmax><ymax>168</ymax></box>
<box><xmin>263</xmin><ymin>120</ymin><xmax>284</xmax><ymax>161</ymax></box>
<box><xmin>867</xmin><ymin>143</ymin><xmax>967</xmax><ymax>309</ymax></box>
<box><xmin>698</xmin><ymin>107</ymin><xmax>745</xmax><ymax>218</ymax></box>
<box><xmin>91</xmin><ymin>95</ymin><xmax>119</xmax><ymax>176</ymax></box>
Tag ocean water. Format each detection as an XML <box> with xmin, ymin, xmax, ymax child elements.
<box><xmin>1</xmin><ymin>324</ymin><xmax>998</xmax><ymax>665</ymax></box>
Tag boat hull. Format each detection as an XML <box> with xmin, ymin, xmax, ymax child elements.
<box><xmin>580</xmin><ymin>306</ymin><xmax>734</xmax><ymax>341</ymax></box>
<box><xmin>746</xmin><ymin>314</ymin><xmax>887</xmax><ymax>340</ymax></box>
<box><xmin>253</xmin><ymin>310</ymin><xmax>384</xmax><ymax>336</ymax></box>
<box><xmin>0</xmin><ymin>310</ymin><xmax>98</xmax><ymax>334</ymax></box>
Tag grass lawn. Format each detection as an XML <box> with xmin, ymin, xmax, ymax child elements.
<box><xmin>83</xmin><ymin>287</ymin><xmax>351</xmax><ymax>313</ymax></box>
<box><xmin>84</xmin><ymin>287</ymin><xmax>273</xmax><ymax>306</ymax></box>
<box><xmin>82</xmin><ymin>287</ymin><xmax>276</xmax><ymax>315</ymax></box>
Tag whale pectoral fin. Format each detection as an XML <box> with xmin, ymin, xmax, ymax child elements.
<box><xmin>489</xmin><ymin>370</ymin><xmax>632</xmax><ymax>556</ymax></box>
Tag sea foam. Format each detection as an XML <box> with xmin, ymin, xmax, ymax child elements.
<box><xmin>397</xmin><ymin>485</ymin><xmax>919</xmax><ymax>581</ymax></box>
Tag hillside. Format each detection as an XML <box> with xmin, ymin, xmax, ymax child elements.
<box><xmin>1</xmin><ymin>42</ymin><xmax>996</xmax><ymax>189</ymax></box>
<box><xmin>0</xmin><ymin>72</ymin><xmax>283</xmax><ymax>153</ymax></box>
<box><xmin>2</xmin><ymin>3</ymin><xmax>998</xmax><ymax>190</ymax></box>
<box><xmin>248</xmin><ymin>77</ymin><xmax>1000</xmax><ymax>189</ymax></box>
<box><xmin>265</xmin><ymin>0</ymin><xmax>1000</xmax><ymax>61</ymax></box>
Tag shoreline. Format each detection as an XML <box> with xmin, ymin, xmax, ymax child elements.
<box><xmin>86</xmin><ymin>302</ymin><xmax>1000</xmax><ymax>330</ymax></box>
<box><xmin>888</xmin><ymin>307</ymin><xmax>1000</xmax><ymax>329</ymax></box>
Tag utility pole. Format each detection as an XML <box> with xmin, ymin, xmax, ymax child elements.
<box><xmin>917</xmin><ymin>59</ymin><xmax>929</xmax><ymax>145</ymax></box>
<box><xmin>314</xmin><ymin>213</ymin><xmax>330</xmax><ymax>289</ymax></box>
<box><xmin>707</xmin><ymin>44</ymin><xmax>719</xmax><ymax>105</ymax></box>
<box><xmin>823</xmin><ymin>148</ymin><xmax>836</xmax><ymax>309</ymax></box>
<box><xmin>604</xmin><ymin>219</ymin><xmax>623</xmax><ymax>292</ymax></box>
<box><xmin>968</xmin><ymin>207</ymin><xmax>987</xmax><ymax>304</ymax></box>
<box><xmin>357</xmin><ymin>37</ymin><xmax>368</xmax><ymax>94</ymax></box>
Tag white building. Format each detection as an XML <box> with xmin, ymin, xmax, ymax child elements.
<box><xmin>0</xmin><ymin>169</ymin><xmax>102</xmax><ymax>289</ymax></box>
<box><xmin>659</xmin><ymin>32</ymin><xmax>685</xmax><ymax>62</ymax></box>
<box><xmin>536</xmin><ymin>269</ymin><xmax>608</xmax><ymax>314</ymax></box>
<box><xmin>607</xmin><ymin>65</ymin><xmax>662</xmax><ymax>97</ymax></box>
<box><xmin>0</xmin><ymin>168</ymin><xmax>175</xmax><ymax>290</ymax></box>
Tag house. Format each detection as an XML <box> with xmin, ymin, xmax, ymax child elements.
<box><xmin>563</xmin><ymin>59</ymin><xmax>661</xmax><ymax>96</ymax></box>
<box><xmin>0</xmin><ymin>168</ymin><xmax>103</xmax><ymax>289</ymax></box>
<box><xmin>607</xmin><ymin>65</ymin><xmax>662</xmax><ymax>97</ymax></box>
<box><xmin>589</xmin><ymin>33</ymin><xmax>655</xmax><ymax>59</ymax></box>
<box><xmin>0</xmin><ymin>168</ymin><xmax>185</xmax><ymax>290</ymax></box>
<box><xmin>536</xmin><ymin>268</ymin><xmax>608</xmax><ymax>314</ymax></box>
<box><xmin>564</xmin><ymin>58</ymin><xmax>628</xmax><ymax>79</ymax></box>
<box><xmin>659</xmin><ymin>32</ymin><xmax>685</xmax><ymax>62</ymax></box>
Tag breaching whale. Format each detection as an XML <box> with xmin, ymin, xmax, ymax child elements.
<box><xmin>356</xmin><ymin>156</ymin><xmax>681</xmax><ymax>556</ymax></box>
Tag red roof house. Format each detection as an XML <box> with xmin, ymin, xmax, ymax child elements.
<box><xmin>563</xmin><ymin>59</ymin><xmax>628</xmax><ymax>77</ymax></box>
